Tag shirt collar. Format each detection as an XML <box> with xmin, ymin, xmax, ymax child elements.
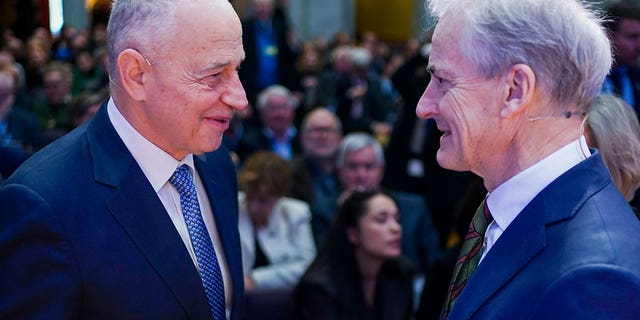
<box><xmin>107</xmin><ymin>98</ymin><xmax>194</xmax><ymax>192</ymax></box>
<box><xmin>487</xmin><ymin>137</ymin><xmax>590</xmax><ymax>231</ymax></box>
<box><xmin>263</xmin><ymin>126</ymin><xmax>297</xmax><ymax>142</ymax></box>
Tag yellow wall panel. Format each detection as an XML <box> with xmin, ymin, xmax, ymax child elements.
<box><xmin>355</xmin><ymin>0</ymin><xmax>412</xmax><ymax>43</ymax></box>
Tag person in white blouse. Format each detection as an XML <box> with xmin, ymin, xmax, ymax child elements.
<box><xmin>237</xmin><ymin>150</ymin><xmax>316</xmax><ymax>290</ymax></box>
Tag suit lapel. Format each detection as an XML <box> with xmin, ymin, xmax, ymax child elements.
<box><xmin>87</xmin><ymin>103</ymin><xmax>211</xmax><ymax>318</ymax></box>
<box><xmin>450</xmin><ymin>198</ymin><xmax>546</xmax><ymax>319</ymax></box>
<box><xmin>449</xmin><ymin>151</ymin><xmax>611</xmax><ymax>319</ymax></box>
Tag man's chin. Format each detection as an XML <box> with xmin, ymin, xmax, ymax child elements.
<box><xmin>196</xmin><ymin>140</ymin><xmax>223</xmax><ymax>155</ymax></box>
<box><xmin>436</xmin><ymin>151</ymin><xmax>465</xmax><ymax>172</ymax></box>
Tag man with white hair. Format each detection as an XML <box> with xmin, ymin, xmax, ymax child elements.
<box><xmin>236</xmin><ymin>84</ymin><xmax>301</xmax><ymax>162</ymax></box>
<box><xmin>416</xmin><ymin>0</ymin><xmax>640</xmax><ymax>318</ymax></box>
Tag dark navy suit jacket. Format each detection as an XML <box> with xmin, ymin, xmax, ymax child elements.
<box><xmin>447</xmin><ymin>151</ymin><xmax>640</xmax><ymax>319</ymax></box>
<box><xmin>0</xmin><ymin>102</ymin><xmax>245</xmax><ymax>319</ymax></box>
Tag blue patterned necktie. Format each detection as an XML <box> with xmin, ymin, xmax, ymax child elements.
<box><xmin>169</xmin><ymin>164</ymin><xmax>226</xmax><ymax>320</ymax></box>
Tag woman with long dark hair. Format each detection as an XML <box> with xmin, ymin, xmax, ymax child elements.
<box><xmin>294</xmin><ymin>188</ymin><xmax>414</xmax><ymax>320</ymax></box>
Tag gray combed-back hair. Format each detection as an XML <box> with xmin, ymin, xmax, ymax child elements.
<box><xmin>427</xmin><ymin>0</ymin><xmax>612</xmax><ymax>111</ymax></box>
<box><xmin>336</xmin><ymin>133</ymin><xmax>385</xmax><ymax>168</ymax></box>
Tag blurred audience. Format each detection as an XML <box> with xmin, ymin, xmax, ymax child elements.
<box><xmin>23</xmin><ymin>37</ymin><xmax>50</xmax><ymax>91</ymax></box>
<box><xmin>294</xmin><ymin>43</ymin><xmax>323</xmax><ymax>125</ymax></box>
<box><xmin>314</xmin><ymin>132</ymin><xmax>439</xmax><ymax>272</ymax></box>
<box><xmin>295</xmin><ymin>188</ymin><xmax>414</xmax><ymax>320</ymax></box>
<box><xmin>238</xmin><ymin>151</ymin><xmax>316</xmax><ymax>290</ymax></box>
<box><xmin>290</xmin><ymin>108</ymin><xmax>343</xmax><ymax>243</ymax></box>
<box><xmin>236</xmin><ymin>84</ymin><xmax>301</xmax><ymax>162</ymax></box>
<box><xmin>316</xmin><ymin>45</ymin><xmax>352</xmax><ymax>112</ymax></box>
<box><xmin>29</xmin><ymin>61</ymin><xmax>74</xmax><ymax>141</ymax></box>
<box><xmin>0</xmin><ymin>69</ymin><xmax>44</xmax><ymax>154</ymax></box>
<box><xmin>601</xmin><ymin>0</ymin><xmax>640</xmax><ymax>118</ymax></box>
<box><xmin>335</xmin><ymin>46</ymin><xmax>394</xmax><ymax>139</ymax></box>
<box><xmin>239</xmin><ymin>0</ymin><xmax>298</xmax><ymax>106</ymax></box>
<box><xmin>69</xmin><ymin>88</ymin><xmax>108</xmax><ymax>128</ymax></box>
<box><xmin>71</xmin><ymin>48</ymin><xmax>105</xmax><ymax>94</ymax></box>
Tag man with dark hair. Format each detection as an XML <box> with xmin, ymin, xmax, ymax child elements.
<box><xmin>601</xmin><ymin>0</ymin><xmax>640</xmax><ymax>118</ymax></box>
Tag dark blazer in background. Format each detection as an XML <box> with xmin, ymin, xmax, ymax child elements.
<box><xmin>0</xmin><ymin>102</ymin><xmax>245</xmax><ymax>319</ymax></box>
<box><xmin>239</xmin><ymin>15</ymin><xmax>298</xmax><ymax>107</ymax></box>
<box><xmin>235</xmin><ymin>125</ymin><xmax>301</xmax><ymax>163</ymax></box>
<box><xmin>604</xmin><ymin>65</ymin><xmax>640</xmax><ymax>120</ymax></box>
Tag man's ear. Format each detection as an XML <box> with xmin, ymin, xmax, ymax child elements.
<box><xmin>116</xmin><ymin>48</ymin><xmax>151</xmax><ymax>101</ymax></box>
<box><xmin>499</xmin><ymin>64</ymin><xmax>536</xmax><ymax>118</ymax></box>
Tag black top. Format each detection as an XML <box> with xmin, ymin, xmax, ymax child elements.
<box><xmin>253</xmin><ymin>231</ymin><xmax>270</xmax><ymax>269</ymax></box>
<box><xmin>294</xmin><ymin>258</ymin><xmax>415</xmax><ymax>320</ymax></box>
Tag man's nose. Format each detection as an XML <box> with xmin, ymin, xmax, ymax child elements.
<box><xmin>416</xmin><ymin>81</ymin><xmax>439</xmax><ymax>119</ymax></box>
<box><xmin>223</xmin><ymin>74</ymin><xmax>248</xmax><ymax>111</ymax></box>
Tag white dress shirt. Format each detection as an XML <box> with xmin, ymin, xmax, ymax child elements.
<box><xmin>237</xmin><ymin>192</ymin><xmax>316</xmax><ymax>289</ymax></box>
<box><xmin>480</xmin><ymin>137</ymin><xmax>591</xmax><ymax>263</ymax></box>
<box><xmin>107</xmin><ymin>98</ymin><xmax>233</xmax><ymax>312</ymax></box>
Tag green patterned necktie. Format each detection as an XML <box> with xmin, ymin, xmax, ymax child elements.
<box><xmin>441</xmin><ymin>200</ymin><xmax>493</xmax><ymax>319</ymax></box>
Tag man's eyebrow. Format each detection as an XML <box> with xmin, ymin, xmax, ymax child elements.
<box><xmin>427</xmin><ymin>65</ymin><xmax>454</xmax><ymax>79</ymax></box>
<box><xmin>196</xmin><ymin>61</ymin><xmax>231</xmax><ymax>75</ymax></box>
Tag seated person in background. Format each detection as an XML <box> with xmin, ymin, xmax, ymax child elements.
<box><xmin>237</xmin><ymin>151</ymin><xmax>316</xmax><ymax>290</ymax></box>
<box><xmin>585</xmin><ymin>94</ymin><xmax>640</xmax><ymax>215</ymax></box>
<box><xmin>314</xmin><ymin>132</ymin><xmax>439</xmax><ymax>272</ymax></box>
<box><xmin>295</xmin><ymin>188</ymin><xmax>414</xmax><ymax>320</ymax></box>
<box><xmin>289</xmin><ymin>108</ymin><xmax>343</xmax><ymax>229</ymax></box>
<box><xmin>0</xmin><ymin>69</ymin><xmax>45</xmax><ymax>154</ymax></box>
<box><xmin>29</xmin><ymin>61</ymin><xmax>75</xmax><ymax>141</ymax></box>
<box><xmin>69</xmin><ymin>88</ymin><xmax>109</xmax><ymax>128</ymax></box>
<box><xmin>335</xmin><ymin>46</ymin><xmax>394</xmax><ymax>138</ymax></box>
<box><xmin>236</xmin><ymin>84</ymin><xmax>301</xmax><ymax>162</ymax></box>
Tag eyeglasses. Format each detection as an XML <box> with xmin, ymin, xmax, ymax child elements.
<box><xmin>305</xmin><ymin>126</ymin><xmax>339</xmax><ymax>134</ymax></box>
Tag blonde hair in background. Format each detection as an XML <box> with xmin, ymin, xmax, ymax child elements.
<box><xmin>586</xmin><ymin>95</ymin><xmax>640</xmax><ymax>201</ymax></box>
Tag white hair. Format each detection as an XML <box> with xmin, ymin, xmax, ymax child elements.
<box><xmin>336</xmin><ymin>133</ymin><xmax>385</xmax><ymax>168</ymax></box>
<box><xmin>427</xmin><ymin>0</ymin><xmax>612</xmax><ymax>110</ymax></box>
<box><xmin>349</xmin><ymin>47</ymin><xmax>372</xmax><ymax>68</ymax></box>
<box><xmin>256</xmin><ymin>84</ymin><xmax>293</xmax><ymax>110</ymax></box>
